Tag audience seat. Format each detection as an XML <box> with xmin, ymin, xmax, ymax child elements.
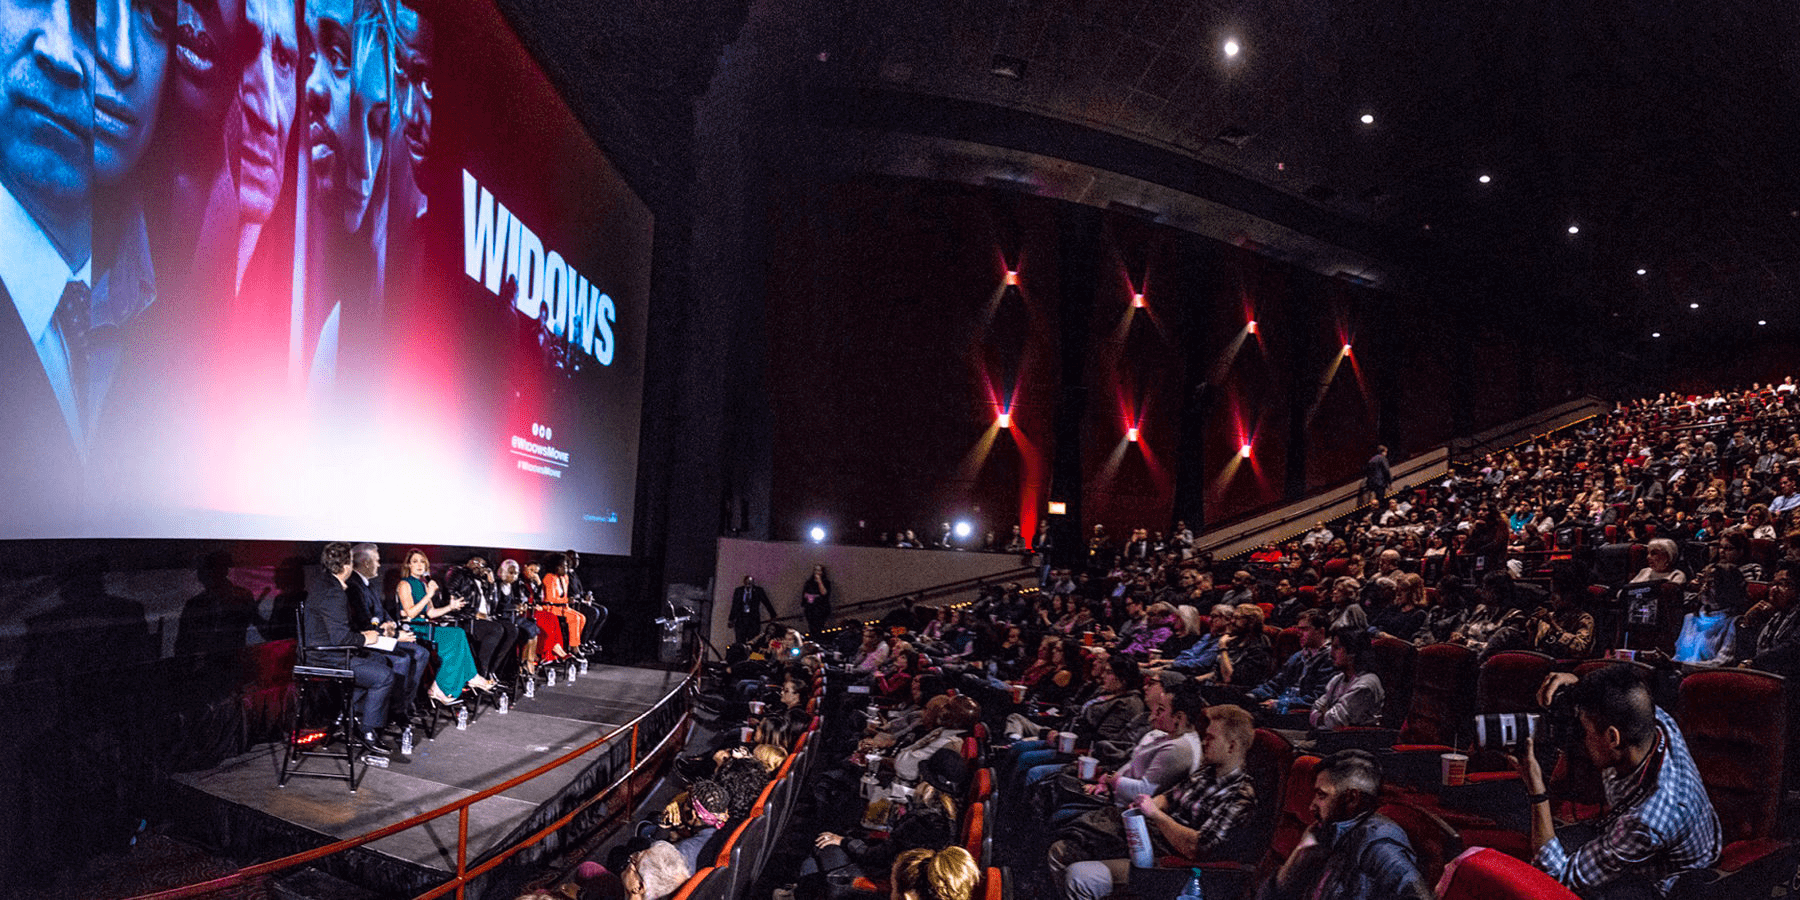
<box><xmin>1385</xmin><ymin>643</ymin><xmax>1479</xmax><ymax>786</ymax></box>
<box><xmin>669</xmin><ymin>867</ymin><xmax>731</xmax><ymax>900</ymax></box>
<box><xmin>1434</xmin><ymin>846</ymin><xmax>1579</xmax><ymax>900</ymax></box>
<box><xmin>1133</xmin><ymin>729</ymin><xmax>1295</xmax><ymax>899</ymax></box>
<box><xmin>1273</xmin><ymin>627</ymin><xmax>1302</xmax><ymax>666</ymax></box>
<box><xmin>1310</xmin><ymin>637</ymin><xmax>1415</xmax><ymax>753</ymax></box>
<box><xmin>961</xmin><ymin>798</ymin><xmax>992</xmax><ymax>868</ymax></box>
<box><xmin>714</xmin><ymin>812</ymin><xmax>772</xmax><ymax>900</ymax></box>
<box><xmin>1374</xmin><ymin>800</ymin><xmax>1462</xmax><ymax>888</ymax></box>
<box><xmin>1674</xmin><ymin>668</ymin><xmax>1797</xmax><ymax>897</ymax></box>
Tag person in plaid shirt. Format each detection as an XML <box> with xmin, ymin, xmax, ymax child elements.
<box><xmin>1515</xmin><ymin>667</ymin><xmax>1720</xmax><ymax>898</ymax></box>
<box><xmin>1048</xmin><ymin>695</ymin><xmax>1258</xmax><ymax>900</ymax></box>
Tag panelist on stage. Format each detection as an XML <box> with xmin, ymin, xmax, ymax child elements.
<box><xmin>348</xmin><ymin>542</ymin><xmax>433</xmax><ymax>727</ymax></box>
<box><xmin>304</xmin><ymin>542</ymin><xmax>401</xmax><ymax>756</ymax></box>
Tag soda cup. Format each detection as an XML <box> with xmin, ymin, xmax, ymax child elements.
<box><xmin>1058</xmin><ymin>731</ymin><xmax>1077</xmax><ymax>754</ymax></box>
<box><xmin>1010</xmin><ymin>684</ymin><xmax>1026</xmax><ymax>703</ymax></box>
<box><xmin>749</xmin><ymin>701</ymin><xmax>765</xmax><ymax>715</ymax></box>
<box><xmin>1078</xmin><ymin>755</ymin><xmax>1099</xmax><ymax>780</ymax></box>
<box><xmin>1441</xmin><ymin>752</ymin><xmax>1468</xmax><ymax>787</ymax></box>
<box><xmin>741</xmin><ymin>726</ymin><xmax>755</xmax><ymax>743</ymax></box>
<box><xmin>1122</xmin><ymin>809</ymin><xmax>1155</xmax><ymax>867</ymax></box>
<box><xmin>1083</xmin><ymin>632</ymin><xmax>1095</xmax><ymax>647</ymax></box>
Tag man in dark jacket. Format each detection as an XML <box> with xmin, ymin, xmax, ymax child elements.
<box><xmin>726</xmin><ymin>576</ymin><xmax>778</xmax><ymax>644</ymax></box>
<box><xmin>1360</xmin><ymin>446</ymin><xmax>1393</xmax><ymax>508</ymax></box>
<box><xmin>305</xmin><ymin>542</ymin><xmax>402</xmax><ymax>756</ymax></box>
<box><xmin>1262</xmin><ymin>750</ymin><xmax>1431</xmax><ymax>900</ymax></box>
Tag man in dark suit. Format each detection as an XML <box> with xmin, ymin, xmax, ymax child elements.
<box><xmin>726</xmin><ymin>575</ymin><xmax>777</xmax><ymax>644</ymax></box>
<box><xmin>1361</xmin><ymin>445</ymin><xmax>1393</xmax><ymax>508</ymax></box>
<box><xmin>349</xmin><ymin>542</ymin><xmax>432</xmax><ymax>724</ymax></box>
<box><xmin>305</xmin><ymin>542</ymin><xmax>400</xmax><ymax>756</ymax></box>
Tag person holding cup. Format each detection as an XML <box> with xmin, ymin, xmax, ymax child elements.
<box><xmin>1045</xmin><ymin>678</ymin><xmax>1205</xmax><ymax>826</ymax></box>
<box><xmin>1046</xmin><ymin>702</ymin><xmax>1258</xmax><ymax>900</ymax></box>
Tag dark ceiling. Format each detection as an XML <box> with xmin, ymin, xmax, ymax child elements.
<box><xmin>504</xmin><ymin>0</ymin><xmax>1800</xmax><ymax>343</ymax></box>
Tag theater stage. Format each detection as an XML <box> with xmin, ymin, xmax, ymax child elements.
<box><xmin>166</xmin><ymin>664</ymin><xmax>691</xmax><ymax>900</ymax></box>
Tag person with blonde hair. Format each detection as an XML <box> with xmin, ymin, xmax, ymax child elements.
<box><xmin>620</xmin><ymin>841</ymin><xmax>690</xmax><ymax>900</ymax></box>
<box><xmin>891</xmin><ymin>846</ymin><xmax>980</xmax><ymax>900</ymax></box>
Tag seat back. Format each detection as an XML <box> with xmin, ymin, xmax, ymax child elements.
<box><xmin>961</xmin><ymin>799</ymin><xmax>991</xmax><ymax>868</ymax></box>
<box><xmin>1234</xmin><ymin>728</ymin><xmax>1295</xmax><ymax>865</ymax></box>
<box><xmin>1476</xmin><ymin>651</ymin><xmax>1554</xmax><ymax>714</ymax></box>
<box><xmin>670</xmin><ymin>867</ymin><xmax>729</xmax><ymax>900</ymax></box>
<box><xmin>1435</xmin><ymin>846</ymin><xmax>1580</xmax><ymax>900</ymax></box>
<box><xmin>1397</xmin><ymin>643</ymin><xmax>1477</xmax><ymax>747</ymax></box>
<box><xmin>1274</xmin><ymin>627</ymin><xmax>1303</xmax><ymax>665</ymax></box>
<box><xmin>714</xmin><ymin>813</ymin><xmax>770</xmax><ymax>900</ymax></box>
<box><xmin>969</xmin><ymin>767</ymin><xmax>994</xmax><ymax>805</ymax></box>
<box><xmin>1366</xmin><ymin>637</ymin><xmax>1417</xmax><ymax>727</ymax></box>
<box><xmin>1679</xmin><ymin>669</ymin><xmax>1788</xmax><ymax>843</ymax></box>
<box><xmin>980</xmin><ymin>867</ymin><xmax>1005</xmax><ymax>900</ymax></box>
<box><xmin>1262</xmin><ymin>754</ymin><xmax>1321</xmax><ymax>880</ymax></box>
<box><xmin>1374</xmin><ymin>800</ymin><xmax>1462</xmax><ymax>888</ymax></box>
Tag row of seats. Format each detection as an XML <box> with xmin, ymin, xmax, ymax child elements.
<box><xmin>668</xmin><ymin>677</ymin><xmax>1007</xmax><ymax>900</ymax></box>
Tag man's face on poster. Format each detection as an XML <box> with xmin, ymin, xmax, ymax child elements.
<box><xmin>0</xmin><ymin>0</ymin><xmax>94</xmax><ymax>220</ymax></box>
<box><xmin>393</xmin><ymin>1</ymin><xmax>429</xmax><ymax>178</ymax></box>
<box><xmin>304</xmin><ymin>0</ymin><xmax>385</xmax><ymax>234</ymax></box>
<box><xmin>170</xmin><ymin>0</ymin><xmax>240</xmax><ymax>141</ymax></box>
<box><xmin>232</xmin><ymin>0</ymin><xmax>295</xmax><ymax>221</ymax></box>
<box><xmin>95</xmin><ymin>0</ymin><xmax>172</xmax><ymax>185</ymax></box>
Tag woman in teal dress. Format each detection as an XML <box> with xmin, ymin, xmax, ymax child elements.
<box><xmin>396</xmin><ymin>548</ymin><xmax>495</xmax><ymax>705</ymax></box>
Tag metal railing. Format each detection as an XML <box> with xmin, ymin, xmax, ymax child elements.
<box><xmin>128</xmin><ymin>657</ymin><xmax>700</xmax><ymax>900</ymax></box>
<box><xmin>780</xmin><ymin>565</ymin><xmax>1040</xmax><ymax>627</ymax></box>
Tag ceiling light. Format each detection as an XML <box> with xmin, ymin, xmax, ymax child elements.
<box><xmin>1005</xmin><ymin>270</ymin><xmax>1019</xmax><ymax>285</ymax></box>
<box><xmin>1478</xmin><ymin>174</ymin><xmax>1491</xmax><ymax>184</ymax></box>
<box><xmin>1690</xmin><ymin>303</ymin><xmax>1700</xmax><ymax>309</ymax></box>
<box><xmin>1652</xmin><ymin>332</ymin><xmax>1661</xmax><ymax>338</ymax></box>
<box><xmin>1132</xmin><ymin>292</ymin><xmax>1146</xmax><ymax>308</ymax></box>
<box><xmin>1759</xmin><ymin>320</ymin><xmax>1769</xmax><ymax>326</ymax></box>
<box><xmin>1239</xmin><ymin>443</ymin><xmax>1253</xmax><ymax>459</ymax></box>
<box><xmin>1342</xmin><ymin>343</ymin><xmax>1353</xmax><ymax>354</ymax></box>
<box><xmin>1359</xmin><ymin>113</ymin><xmax>1375</xmax><ymax>125</ymax></box>
<box><xmin>809</xmin><ymin>526</ymin><xmax>826</xmax><ymax>543</ymax></box>
<box><xmin>1247</xmin><ymin>320</ymin><xmax>1258</xmax><ymax>334</ymax></box>
<box><xmin>1126</xmin><ymin>426</ymin><xmax>1140</xmax><ymax>443</ymax></box>
<box><xmin>1636</xmin><ymin>268</ymin><xmax>1647</xmax><ymax>276</ymax></box>
<box><xmin>1567</xmin><ymin>225</ymin><xmax>1580</xmax><ymax>235</ymax></box>
<box><xmin>1223</xmin><ymin>39</ymin><xmax>1240</xmax><ymax>57</ymax></box>
<box><xmin>997</xmin><ymin>412</ymin><xmax>1011</xmax><ymax>429</ymax></box>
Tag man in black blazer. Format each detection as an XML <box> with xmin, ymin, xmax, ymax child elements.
<box><xmin>305</xmin><ymin>542</ymin><xmax>400</xmax><ymax>756</ymax></box>
<box><xmin>726</xmin><ymin>575</ymin><xmax>777</xmax><ymax>644</ymax></box>
<box><xmin>349</xmin><ymin>542</ymin><xmax>432</xmax><ymax>723</ymax></box>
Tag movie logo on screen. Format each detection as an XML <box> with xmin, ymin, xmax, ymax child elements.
<box><xmin>463</xmin><ymin>171</ymin><xmax>616</xmax><ymax>377</ymax></box>
<box><xmin>512</xmin><ymin>422</ymin><xmax>570</xmax><ymax>479</ymax></box>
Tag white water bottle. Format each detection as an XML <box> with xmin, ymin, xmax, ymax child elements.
<box><xmin>547</xmin><ymin>667</ymin><xmax>557</xmax><ymax>687</ymax></box>
<box><xmin>1176</xmin><ymin>869</ymin><xmax>1205</xmax><ymax>900</ymax></box>
<box><xmin>456</xmin><ymin>707</ymin><xmax>469</xmax><ymax>730</ymax></box>
<box><xmin>525</xmin><ymin>676</ymin><xmax>536</xmax><ymax>698</ymax></box>
<box><xmin>498</xmin><ymin>692</ymin><xmax>510</xmax><ymax>714</ymax></box>
<box><xmin>579</xmin><ymin>657</ymin><xmax>589</xmax><ymax>675</ymax></box>
<box><xmin>568</xmin><ymin>663</ymin><xmax>578</xmax><ymax>683</ymax></box>
<box><xmin>400</xmin><ymin>725</ymin><xmax>414</xmax><ymax>755</ymax></box>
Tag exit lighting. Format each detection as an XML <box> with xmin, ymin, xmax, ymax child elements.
<box><xmin>1127</xmin><ymin>426</ymin><xmax>1140</xmax><ymax>442</ymax></box>
<box><xmin>1047</xmin><ymin>501</ymin><xmax>1067</xmax><ymax>515</ymax></box>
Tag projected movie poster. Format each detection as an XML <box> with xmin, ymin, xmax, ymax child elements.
<box><xmin>0</xmin><ymin>0</ymin><xmax>651</xmax><ymax>554</ymax></box>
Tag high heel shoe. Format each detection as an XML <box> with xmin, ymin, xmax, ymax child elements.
<box><xmin>430</xmin><ymin>688</ymin><xmax>462</xmax><ymax>708</ymax></box>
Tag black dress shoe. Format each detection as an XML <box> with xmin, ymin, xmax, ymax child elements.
<box><xmin>361</xmin><ymin>731</ymin><xmax>395</xmax><ymax>756</ymax></box>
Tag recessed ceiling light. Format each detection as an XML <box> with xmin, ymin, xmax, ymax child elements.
<box><xmin>1359</xmin><ymin>113</ymin><xmax>1375</xmax><ymax>125</ymax></box>
<box><xmin>1478</xmin><ymin>174</ymin><xmax>1491</xmax><ymax>184</ymax></box>
<box><xmin>1223</xmin><ymin>39</ymin><xmax>1240</xmax><ymax>57</ymax></box>
<box><xmin>1690</xmin><ymin>302</ymin><xmax>1700</xmax><ymax>309</ymax></box>
<box><xmin>1652</xmin><ymin>332</ymin><xmax>1661</xmax><ymax>338</ymax></box>
<box><xmin>1636</xmin><ymin>268</ymin><xmax>1647</xmax><ymax>276</ymax></box>
<box><xmin>1567</xmin><ymin>225</ymin><xmax>1580</xmax><ymax>235</ymax></box>
<box><xmin>1760</xmin><ymin>319</ymin><xmax>1769</xmax><ymax>326</ymax></box>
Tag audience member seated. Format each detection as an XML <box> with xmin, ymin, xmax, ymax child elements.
<box><xmin>1741</xmin><ymin>561</ymin><xmax>1800</xmax><ymax>677</ymax></box>
<box><xmin>1153</xmin><ymin>604</ymin><xmax>1233</xmax><ymax>675</ymax></box>
<box><xmin>1526</xmin><ymin>560</ymin><xmax>1598</xmax><ymax>659</ymax></box>
<box><xmin>890</xmin><ymin>846</ymin><xmax>980</xmax><ymax>900</ymax></box>
<box><xmin>1630</xmin><ymin>538</ymin><xmax>1688</xmax><ymax>586</ymax></box>
<box><xmin>1260</xmin><ymin>749</ymin><xmax>1432</xmax><ymax>900</ymax></box>
<box><xmin>1669</xmin><ymin>563</ymin><xmax>1749</xmax><ymax>667</ymax></box>
<box><xmin>1245</xmin><ymin>609</ymin><xmax>1334</xmax><ymax>716</ymax></box>
<box><xmin>1044</xmin><ymin>673</ymin><xmax>1204</xmax><ymax>826</ymax></box>
<box><xmin>800</xmin><ymin>748</ymin><xmax>965</xmax><ymax>898</ymax></box>
<box><xmin>1047</xmin><ymin>700</ymin><xmax>1259</xmax><ymax>900</ymax></box>
<box><xmin>1310</xmin><ymin>627</ymin><xmax>1383</xmax><ymax>731</ymax></box>
<box><xmin>620</xmin><ymin>841</ymin><xmax>691</xmax><ymax>900</ymax></box>
<box><xmin>1511</xmin><ymin>666</ymin><xmax>1721</xmax><ymax>897</ymax></box>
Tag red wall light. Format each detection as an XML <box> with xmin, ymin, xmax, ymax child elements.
<box><xmin>1126</xmin><ymin>426</ymin><xmax>1140</xmax><ymax>442</ymax></box>
<box><xmin>1246</xmin><ymin>320</ymin><xmax>1257</xmax><ymax>334</ymax></box>
<box><xmin>1005</xmin><ymin>270</ymin><xmax>1020</xmax><ymax>286</ymax></box>
<box><xmin>1132</xmin><ymin>292</ymin><xmax>1146</xmax><ymax>308</ymax></box>
<box><xmin>1239</xmin><ymin>443</ymin><xmax>1253</xmax><ymax>458</ymax></box>
<box><xmin>1342</xmin><ymin>343</ymin><xmax>1353</xmax><ymax>354</ymax></box>
<box><xmin>997</xmin><ymin>412</ymin><xmax>1011</xmax><ymax>429</ymax></box>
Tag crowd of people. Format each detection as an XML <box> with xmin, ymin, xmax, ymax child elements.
<box><xmin>304</xmin><ymin>542</ymin><xmax>608</xmax><ymax>760</ymax></box>
<box><xmin>512</xmin><ymin>383</ymin><xmax>1800</xmax><ymax>900</ymax></box>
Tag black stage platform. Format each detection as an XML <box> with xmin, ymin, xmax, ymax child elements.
<box><xmin>167</xmin><ymin>664</ymin><xmax>691</xmax><ymax>900</ymax></box>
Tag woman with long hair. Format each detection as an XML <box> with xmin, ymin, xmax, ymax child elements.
<box><xmin>801</xmin><ymin>564</ymin><xmax>832</xmax><ymax>634</ymax></box>
<box><xmin>496</xmin><ymin>559</ymin><xmax>544</xmax><ymax>677</ymax></box>
<box><xmin>394</xmin><ymin>548</ymin><xmax>493</xmax><ymax>706</ymax></box>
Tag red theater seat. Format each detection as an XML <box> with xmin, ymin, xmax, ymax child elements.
<box><xmin>1436</xmin><ymin>847</ymin><xmax>1580</xmax><ymax>900</ymax></box>
<box><xmin>1679</xmin><ymin>670</ymin><xmax>1790</xmax><ymax>876</ymax></box>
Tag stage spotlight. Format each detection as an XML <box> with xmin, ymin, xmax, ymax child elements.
<box><xmin>954</xmin><ymin>521</ymin><xmax>973</xmax><ymax>539</ymax></box>
<box><xmin>1239</xmin><ymin>443</ymin><xmax>1253</xmax><ymax>459</ymax></box>
<box><xmin>1127</xmin><ymin>426</ymin><xmax>1140</xmax><ymax>442</ymax></box>
<box><xmin>997</xmin><ymin>411</ymin><xmax>1012</xmax><ymax>429</ymax></box>
<box><xmin>809</xmin><ymin>526</ymin><xmax>826</xmax><ymax>543</ymax></box>
<box><xmin>1005</xmin><ymin>270</ymin><xmax>1019</xmax><ymax>285</ymax></box>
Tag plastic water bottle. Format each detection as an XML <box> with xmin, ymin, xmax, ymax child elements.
<box><xmin>861</xmin><ymin>769</ymin><xmax>881</xmax><ymax>801</ymax></box>
<box><xmin>579</xmin><ymin>657</ymin><xmax>589</xmax><ymax>675</ymax></box>
<box><xmin>547</xmin><ymin>667</ymin><xmax>557</xmax><ymax>687</ymax></box>
<box><xmin>525</xmin><ymin>676</ymin><xmax>536</xmax><ymax>699</ymax></box>
<box><xmin>1176</xmin><ymin>868</ymin><xmax>1205</xmax><ymax>900</ymax></box>
<box><xmin>568</xmin><ymin>662</ymin><xmax>578</xmax><ymax>683</ymax></box>
<box><xmin>498</xmin><ymin>692</ymin><xmax>510</xmax><ymax>714</ymax></box>
<box><xmin>456</xmin><ymin>706</ymin><xmax>469</xmax><ymax>730</ymax></box>
<box><xmin>400</xmin><ymin>725</ymin><xmax>414</xmax><ymax>755</ymax></box>
<box><xmin>1276</xmin><ymin>687</ymin><xmax>1302</xmax><ymax>716</ymax></box>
